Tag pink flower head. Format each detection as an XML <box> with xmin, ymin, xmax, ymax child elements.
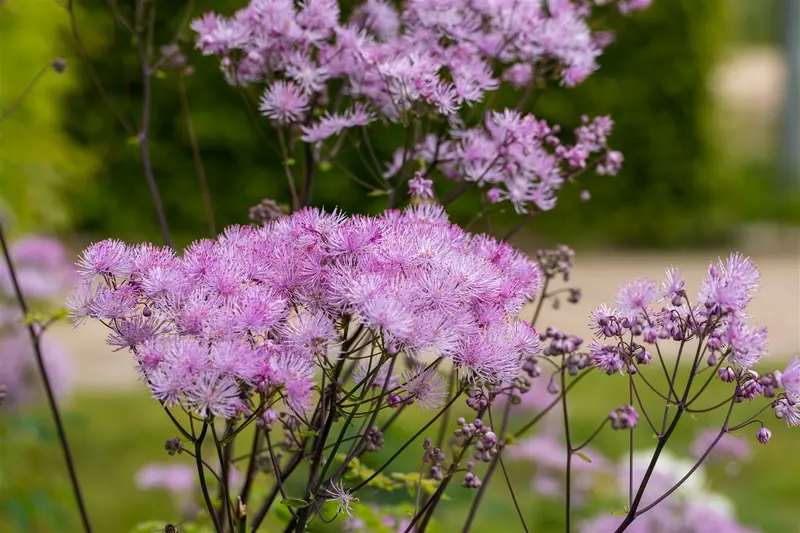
<box><xmin>408</xmin><ymin>172</ymin><xmax>434</xmax><ymax>199</ymax></box>
<box><xmin>615</xmin><ymin>277</ymin><xmax>659</xmax><ymax>314</ymax></box>
<box><xmin>699</xmin><ymin>253</ymin><xmax>760</xmax><ymax>317</ymax></box>
<box><xmin>722</xmin><ymin>317</ymin><xmax>767</xmax><ymax>369</ymax></box>
<box><xmin>259</xmin><ymin>80</ymin><xmax>310</xmax><ymax>123</ymax></box>
<box><xmin>779</xmin><ymin>355</ymin><xmax>800</xmax><ymax>398</ymax></box>
<box><xmin>76</xmin><ymin>239</ymin><xmax>130</xmax><ymax>280</ymax></box>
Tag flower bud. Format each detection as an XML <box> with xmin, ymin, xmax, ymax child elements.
<box><xmin>51</xmin><ymin>58</ymin><xmax>67</xmax><ymax>73</ymax></box>
<box><xmin>462</xmin><ymin>471</ymin><xmax>481</xmax><ymax>489</ymax></box>
<box><xmin>164</xmin><ymin>437</ymin><xmax>182</xmax><ymax>456</ymax></box>
<box><xmin>719</xmin><ymin>367</ymin><xmax>736</xmax><ymax>383</ymax></box>
<box><xmin>609</xmin><ymin>405</ymin><xmax>639</xmax><ymax>430</ymax></box>
<box><xmin>757</xmin><ymin>427</ymin><xmax>771</xmax><ymax>445</ymax></box>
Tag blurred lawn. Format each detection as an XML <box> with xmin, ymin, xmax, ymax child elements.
<box><xmin>1</xmin><ymin>366</ymin><xmax>797</xmax><ymax>533</ymax></box>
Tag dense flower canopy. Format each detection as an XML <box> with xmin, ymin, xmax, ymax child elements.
<box><xmin>68</xmin><ymin>205</ymin><xmax>542</xmax><ymax>418</ymax></box>
<box><xmin>191</xmin><ymin>0</ymin><xmax>645</xmax><ymax>213</ymax></box>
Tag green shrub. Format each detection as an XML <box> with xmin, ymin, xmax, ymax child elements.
<box><xmin>0</xmin><ymin>1</ymin><xmax>98</xmax><ymax>236</ymax></box>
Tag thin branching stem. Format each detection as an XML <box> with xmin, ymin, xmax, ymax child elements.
<box><xmin>352</xmin><ymin>387</ymin><xmax>466</xmax><ymax>493</ymax></box>
<box><xmin>561</xmin><ymin>363</ymin><xmax>573</xmax><ymax>533</ymax></box>
<box><xmin>195</xmin><ymin>423</ymin><xmax>223</xmax><ymax>533</ymax></box>
<box><xmin>0</xmin><ymin>63</ymin><xmax>52</xmax><ymax>123</ymax></box>
<box><xmin>177</xmin><ymin>77</ymin><xmax>216</xmax><ymax>235</ymax></box>
<box><xmin>0</xmin><ymin>223</ymin><xmax>94</xmax><ymax>533</ymax></box>
<box><xmin>637</xmin><ymin>398</ymin><xmax>736</xmax><ymax>516</ymax></box>
<box><xmin>498</xmin><ymin>450</ymin><xmax>529</xmax><ymax>533</ymax></box>
<box><xmin>462</xmin><ymin>401</ymin><xmax>513</xmax><ymax>533</ymax></box>
<box><xmin>134</xmin><ymin>0</ymin><xmax>172</xmax><ymax>247</ymax></box>
<box><xmin>629</xmin><ymin>378</ymin><xmax>660</xmax><ymax>435</ymax></box>
<box><xmin>66</xmin><ymin>0</ymin><xmax>134</xmax><ymax>133</ymax></box>
<box><xmin>514</xmin><ymin>369</ymin><xmax>592</xmax><ymax>438</ymax></box>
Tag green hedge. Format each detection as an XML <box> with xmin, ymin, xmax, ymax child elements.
<box><xmin>0</xmin><ymin>1</ymin><xmax>98</xmax><ymax>236</ymax></box>
<box><xmin>529</xmin><ymin>0</ymin><xmax>730</xmax><ymax>247</ymax></box>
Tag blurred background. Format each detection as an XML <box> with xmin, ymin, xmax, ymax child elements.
<box><xmin>1</xmin><ymin>0</ymin><xmax>799</xmax><ymax>531</ymax></box>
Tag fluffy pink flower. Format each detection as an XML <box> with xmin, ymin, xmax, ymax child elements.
<box><xmin>259</xmin><ymin>81</ymin><xmax>310</xmax><ymax>123</ymax></box>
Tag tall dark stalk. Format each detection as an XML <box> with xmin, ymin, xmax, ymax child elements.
<box><xmin>134</xmin><ymin>0</ymin><xmax>173</xmax><ymax>248</ymax></box>
<box><xmin>0</xmin><ymin>222</ymin><xmax>93</xmax><ymax>533</ymax></box>
<box><xmin>178</xmin><ymin>76</ymin><xmax>216</xmax><ymax>236</ymax></box>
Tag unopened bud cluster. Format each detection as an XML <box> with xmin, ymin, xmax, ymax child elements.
<box><xmin>423</xmin><ymin>437</ymin><xmax>446</xmax><ymax>480</ymax></box>
<box><xmin>465</xmin><ymin>387</ymin><xmax>489</xmax><ymax>411</ymax></box>
<box><xmin>248</xmin><ymin>198</ymin><xmax>286</xmax><ymax>225</ymax></box>
<box><xmin>164</xmin><ymin>437</ymin><xmax>182</xmax><ymax>456</ymax></box>
<box><xmin>609</xmin><ymin>405</ymin><xmax>639</xmax><ymax>430</ymax></box>
<box><xmin>364</xmin><ymin>426</ymin><xmax>384</xmax><ymax>452</ymax></box>
<box><xmin>256</xmin><ymin>408</ymin><xmax>279</xmax><ymax>430</ymax></box>
<box><xmin>462</xmin><ymin>461</ymin><xmax>481</xmax><ymax>489</ymax></box>
<box><xmin>540</xmin><ymin>327</ymin><xmax>584</xmax><ymax>357</ymax></box>
<box><xmin>536</xmin><ymin>246</ymin><xmax>575</xmax><ymax>281</ymax></box>
<box><xmin>455</xmin><ymin>418</ymin><xmax>498</xmax><ymax>463</ymax></box>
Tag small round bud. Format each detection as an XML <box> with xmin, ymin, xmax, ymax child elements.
<box><xmin>462</xmin><ymin>471</ymin><xmax>481</xmax><ymax>489</ymax></box>
<box><xmin>256</xmin><ymin>408</ymin><xmax>279</xmax><ymax>430</ymax></box>
<box><xmin>51</xmin><ymin>58</ymin><xmax>67</xmax><ymax>73</ymax></box>
<box><xmin>568</xmin><ymin>288</ymin><xmax>582</xmax><ymax>304</ymax></box>
<box><xmin>756</xmin><ymin>427</ymin><xmax>771</xmax><ymax>445</ymax></box>
<box><xmin>142</xmin><ymin>305</ymin><xmax>152</xmax><ymax>317</ymax></box>
<box><xmin>164</xmin><ymin>437</ymin><xmax>182</xmax><ymax>455</ymax></box>
<box><xmin>364</xmin><ymin>425</ymin><xmax>384</xmax><ymax>452</ymax></box>
<box><xmin>609</xmin><ymin>405</ymin><xmax>639</xmax><ymax>430</ymax></box>
<box><xmin>718</xmin><ymin>367</ymin><xmax>736</xmax><ymax>383</ymax></box>
<box><xmin>547</xmin><ymin>380</ymin><xmax>560</xmax><ymax>395</ymax></box>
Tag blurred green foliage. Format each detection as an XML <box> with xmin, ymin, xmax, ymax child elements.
<box><xmin>531</xmin><ymin>0</ymin><xmax>732</xmax><ymax>247</ymax></box>
<box><xmin>0</xmin><ymin>0</ymin><xmax>98</xmax><ymax>235</ymax></box>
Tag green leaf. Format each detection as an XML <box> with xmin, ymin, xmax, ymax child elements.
<box><xmin>367</xmin><ymin>189</ymin><xmax>390</xmax><ymax>197</ymax></box>
<box><xmin>575</xmin><ymin>452</ymin><xmax>592</xmax><ymax>463</ymax></box>
<box><xmin>297</xmin><ymin>429</ymin><xmax>318</xmax><ymax>438</ymax></box>
<box><xmin>284</xmin><ymin>158</ymin><xmax>296</xmax><ymax>167</ymax></box>
<box><xmin>612</xmin><ymin>506</ymin><xmax>630</xmax><ymax>516</ymax></box>
<box><xmin>318</xmin><ymin>161</ymin><xmax>332</xmax><ymax>172</ymax></box>
<box><xmin>154</xmin><ymin>70</ymin><xmax>168</xmax><ymax>80</ymax></box>
<box><xmin>280</xmin><ymin>497</ymin><xmax>311</xmax><ymax>509</ymax></box>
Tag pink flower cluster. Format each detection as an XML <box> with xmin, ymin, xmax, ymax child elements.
<box><xmin>191</xmin><ymin>0</ymin><xmax>646</xmax><ymax>212</ymax></box>
<box><xmin>589</xmin><ymin>253</ymin><xmax>768</xmax><ymax>374</ymax></box>
<box><xmin>193</xmin><ymin>0</ymin><xmax>649</xmax><ymax>91</ymax></box>
<box><xmin>68</xmin><ymin>205</ymin><xmax>542</xmax><ymax>419</ymax></box>
<box><xmin>385</xmin><ymin>111</ymin><xmax>622</xmax><ymax>212</ymax></box>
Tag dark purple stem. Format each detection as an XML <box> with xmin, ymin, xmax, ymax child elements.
<box><xmin>0</xmin><ymin>222</ymin><xmax>94</xmax><ymax>533</ymax></box>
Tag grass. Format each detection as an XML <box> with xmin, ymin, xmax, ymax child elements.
<box><xmin>1</xmin><ymin>365</ymin><xmax>797</xmax><ymax>533</ymax></box>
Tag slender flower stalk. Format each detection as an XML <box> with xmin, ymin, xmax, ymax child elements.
<box><xmin>0</xmin><ymin>222</ymin><xmax>94</xmax><ymax>533</ymax></box>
